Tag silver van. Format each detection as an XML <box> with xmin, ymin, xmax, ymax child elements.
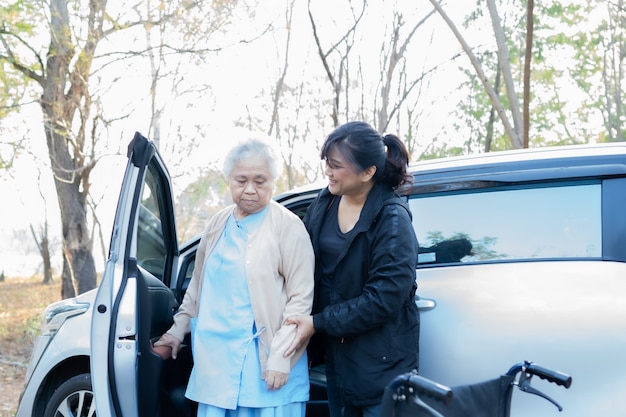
<box><xmin>16</xmin><ymin>135</ymin><xmax>626</xmax><ymax>417</ymax></box>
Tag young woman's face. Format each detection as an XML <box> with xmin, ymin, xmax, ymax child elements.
<box><xmin>324</xmin><ymin>148</ymin><xmax>374</xmax><ymax>196</ymax></box>
<box><xmin>229</xmin><ymin>156</ymin><xmax>274</xmax><ymax>215</ymax></box>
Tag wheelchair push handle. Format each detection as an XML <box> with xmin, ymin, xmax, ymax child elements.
<box><xmin>506</xmin><ymin>360</ymin><xmax>572</xmax><ymax>412</ymax></box>
<box><xmin>405</xmin><ymin>373</ymin><xmax>454</xmax><ymax>404</ymax></box>
<box><xmin>386</xmin><ymin>370</ymin><xmax>453</xmax><ymax>405</ymax></box>
<box><xmin>507</xmin><ymin>360</ymin><xmax>572</xmax><ymax>389</ymax></box>
<box><xmin>525</xmin><ymin>362</ymin><xmax>572</xmax><ymax>388</ymax></box>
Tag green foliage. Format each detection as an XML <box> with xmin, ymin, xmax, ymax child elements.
<box><xmin>1</xmin><ymin>0</ymin><xmax>38</xmax><ymax>33</ymax></box>
<box><xmin>0</xmin><ymin>0</ymin><xmax>43</xmax><ymax>121</ymax></box>
<box><xmin>175</xmin><ymin>169</ymin><xmax>230</xmax><ymax>242</ymax></box>
<box><xmin>0</xmin><ymin>64</ymin><xmax>28</xmax><ymax>119</ymax></box>
<box><xmin>418</xmin><ymin>141</ymin><xmax>467</xmax><ymax>160</ymax></box>
<box><xmin>445</xmin><ymin>0</ymin><xmax>617</xmax><ymax>151</ymax></box>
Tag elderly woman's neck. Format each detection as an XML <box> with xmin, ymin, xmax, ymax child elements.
<box><xmin>234</xmin><ymin>206</ymin><xmax>248</xmax><ymax>220</ymax></box>
<box><xmin>234</xmin><ymin>204</ymin><xmax>269</xmax><ymax>220</ymax></box>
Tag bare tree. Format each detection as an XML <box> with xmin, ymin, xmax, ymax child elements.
<box><xmin>486</xmin><ymin>0</ymin><xmax>524</xmax><ymax>148</ymax></box>
<box><xmin>523</xmin><ymin>0</ymin><xmax>534</xmax><ymax>148</ymax></box>
<box><xmin>266</xmin><ymin>0</ymin><xmax>323</xmax><ymax>189</ymax></box>
<box><xmin>268</xmin><ymin>0</ymin><xmax>295</xmax><ymax>139</ymax></box>
<box><xmin>428</xmin><ymin>0</ymin><xmax>524</xmax><ymax>149</ymax></box>
<box><xmin>0</xmin><ymin>0</ymin><xmax>243</xmax><ymax>297</ymax></box>
<box><xmin>561</xmin><ymin>0</ymin><xmax>625</xmax><ymax>143</ymax></box>
<box><xmin>268</xmin><ymin>0</ymin><xmax>297</xmax><ymax>189</ymax></box>
<box><xmin>4</xmin><ymin>153</ymin><xmax>57</xmax><ymax>283</ymax></box>
<box><xmin>601</xmin><ymin>0</ymin><xmax>625</xmax><ymax>142</ymax></box>
<box><xmin>29</xmin><ymin>222</ymin><xmax>53</xmax><ymax>284</ymax></box>
<box><xmin>31</xmin><ymin>170</ymin><xmax>55</xmax><ymax>284</ymax></box>
<box><xmin>376</xmin><ymin>9</ymin><xmax>435</xmax><ymax>133</ymax></box>
<box><xmin>485</xmin><ymin>61</ymin><xmax>502</xmax><ymax>152</ymax></box>
<box><xmin>308</xmin><ymin>0</ymin><xmax>366</xmax><ymax>127</ymax></box>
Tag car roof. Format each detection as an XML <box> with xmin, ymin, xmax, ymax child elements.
<box><xmin>274</xmin><ymin>181</ymin><xmax>324</xmax><ymax>204</ymax></box>
<box><xmin>405</xmin><ymin>142</ymin><xmax>626</xmax><ymax>194</ymax></box>
<box><xmin>275</xmin><ymin>143</ymin><xmax>626</xmax><ymax>201</ymax></box>
<box><xmin>411</xmin><ymin>142</ymin><xmax>626</xmax><ymax>171</ymax></box>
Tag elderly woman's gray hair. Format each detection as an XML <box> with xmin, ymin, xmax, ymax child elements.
<box><xmin>223</xmin><ymin>138</ymin><xmax>279</xmax><ymax>180</ymax></box>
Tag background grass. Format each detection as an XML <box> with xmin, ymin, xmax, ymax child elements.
<box><xmin>0</xmin><ymin>276</ymin><xmax>61</xmax><ymax>417</ymax></box>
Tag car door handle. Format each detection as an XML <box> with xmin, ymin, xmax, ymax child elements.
<box><xmin>415</xmin><ymin>298</ymin><xmax>436</xmax><ymax>311</ymax></box>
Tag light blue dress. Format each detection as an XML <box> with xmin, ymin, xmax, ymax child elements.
<box><xmin>185</xmin><ymin>207</ymin><xmax>309</xmax><ymax>417</ymax></box>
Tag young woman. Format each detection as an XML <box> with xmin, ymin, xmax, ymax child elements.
<box><xmin>285</xmin><ymin>121</ymin><xmax>420</xmax><ymax>417</ymax></box>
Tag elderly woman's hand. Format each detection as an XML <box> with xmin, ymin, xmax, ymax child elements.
<box><xmin>283</xmin><ymin>315</ymin><xmax>315</xmax><ymax>358</ymax></box>
<box><xmin>264</xmin><ymin>370</ymin><xmax>289</xmax><ymax>390</ymax></box>
<box><xmin>153</xmin><ymin>333</ymin><xmax>182</xmax><ymax>360</ymax></box>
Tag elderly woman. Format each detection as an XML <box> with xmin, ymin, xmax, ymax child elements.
<box><xmin>155</xmin><ymin>138</ymin><xmax>315</xmax><ymax>417</ymax></box>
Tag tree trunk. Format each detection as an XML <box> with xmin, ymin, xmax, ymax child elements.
<box><xmin>428</xmin><ymin>0</ymin><xmax>521</xmax><ymax>149</ymax></box>
<box><xmin>40</xmin><ymin>0</ymin><xmax>99</xmax><ymax>297</ymax></box>
<box><xmin>41</xmin><ymin>234</ymin><xmax>53</xmax><ymax>284</ymax></box>
<box><xmin>30</xmin><ymin>223</ymin><xmax>54</xmax><ymax>284</ymax></box>
<box><xmin>485</xmin><ymin>62</ymin><xmax>502</xmax><ymax>152</ymax></box>
<box><xmin>42</xmin><ymin>123</ymin><xmax>97</xmax><ymax>297</ymax></box>
<box><xmin>486</xmin><ymin>0</ymin><xmax>523</xmax><ymax>148</ymax></box>
<box><xmin>604</xmin><ymin>0</ymin><xmax>625</xmax><ymax>142</ymax></box>
<box><xmin>523</xmin><ymin>0</ymin><xmax>534</xmax><ymax>148</ymax></box>
<box><xmin>61</xmin><ymin>255</ymin><xmax>74</xmax><ymax>297</ymax></box>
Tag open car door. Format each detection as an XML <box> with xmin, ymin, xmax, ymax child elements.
<box><xmin>91</xmin><ymin>132</ymin><xmax>179</xmax><ymax>417</ymax></box>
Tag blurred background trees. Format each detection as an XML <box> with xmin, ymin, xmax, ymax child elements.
<box><xmin>0</xmin><ymin>0</ymin><xmax>623</xmax><ymax>295</ymax></box>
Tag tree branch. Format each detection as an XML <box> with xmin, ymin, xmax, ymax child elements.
<box><xmin>428</xmin><ymin>0</ymin><xmax>521</xmax><ymax>148</ymax></box>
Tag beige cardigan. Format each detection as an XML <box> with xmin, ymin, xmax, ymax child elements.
<box><xmin>167</xmin><ymin>200</ymin><xmax>315</xmax><ymax>374</ymax></box>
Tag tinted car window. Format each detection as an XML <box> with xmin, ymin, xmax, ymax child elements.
<box><xmin>410</xmin><ymin>181</ymin><xmax>602</xmax><ymax>265</ymax></box>
<box><xmin>136</xmin><ymin>163</ymin><xmax>168</xmax><ymax>277</ymax></box>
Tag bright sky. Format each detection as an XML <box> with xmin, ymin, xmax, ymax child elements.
<box><xmin>0</xmin><ymin>0</ymin><xmax>608</xmax><ymax>277</ymax></box>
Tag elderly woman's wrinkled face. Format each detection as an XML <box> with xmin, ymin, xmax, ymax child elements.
<box><xmin>229</xmin><ymin>156</ymin><xmax>274</xmax><ymax>217</ymax></box>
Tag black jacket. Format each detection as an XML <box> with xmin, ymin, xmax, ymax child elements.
<box><xmin>304</xmin><ymin>183</ymin><xmax>420</xmax><ymax>406</ymax></box>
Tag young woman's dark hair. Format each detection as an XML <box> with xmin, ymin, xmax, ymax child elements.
<box><xmin>320</xmin><ymin>121</ymin><xmax>412</xmax><ymax>189</ymax></box>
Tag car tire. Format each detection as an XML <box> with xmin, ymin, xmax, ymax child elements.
<box><xmin>43</xmin><ymin>373</ymin><xmax>95</xmax><ymax>417</ymax></box>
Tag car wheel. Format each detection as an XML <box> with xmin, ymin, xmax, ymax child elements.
<box><xmin>43</xmin><ymin>373</ymin><xmax>95</xmax><ymax>417</ymax></box>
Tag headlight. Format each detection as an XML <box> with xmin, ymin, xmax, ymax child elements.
<box><xmin>41</xmin><ymin>299</ymin><xmax>90</xmax><ymax>336</ymax></box>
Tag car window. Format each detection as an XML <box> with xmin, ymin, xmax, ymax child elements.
<box><xmin>410</xmin><ymin>181</ymin><xmax>602</xmax><ymax>265</ymax></box>
<box><xmin>136</xmin><ymin>163</ymin><xmax>168</xmax><ymax>278</ymax></box>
